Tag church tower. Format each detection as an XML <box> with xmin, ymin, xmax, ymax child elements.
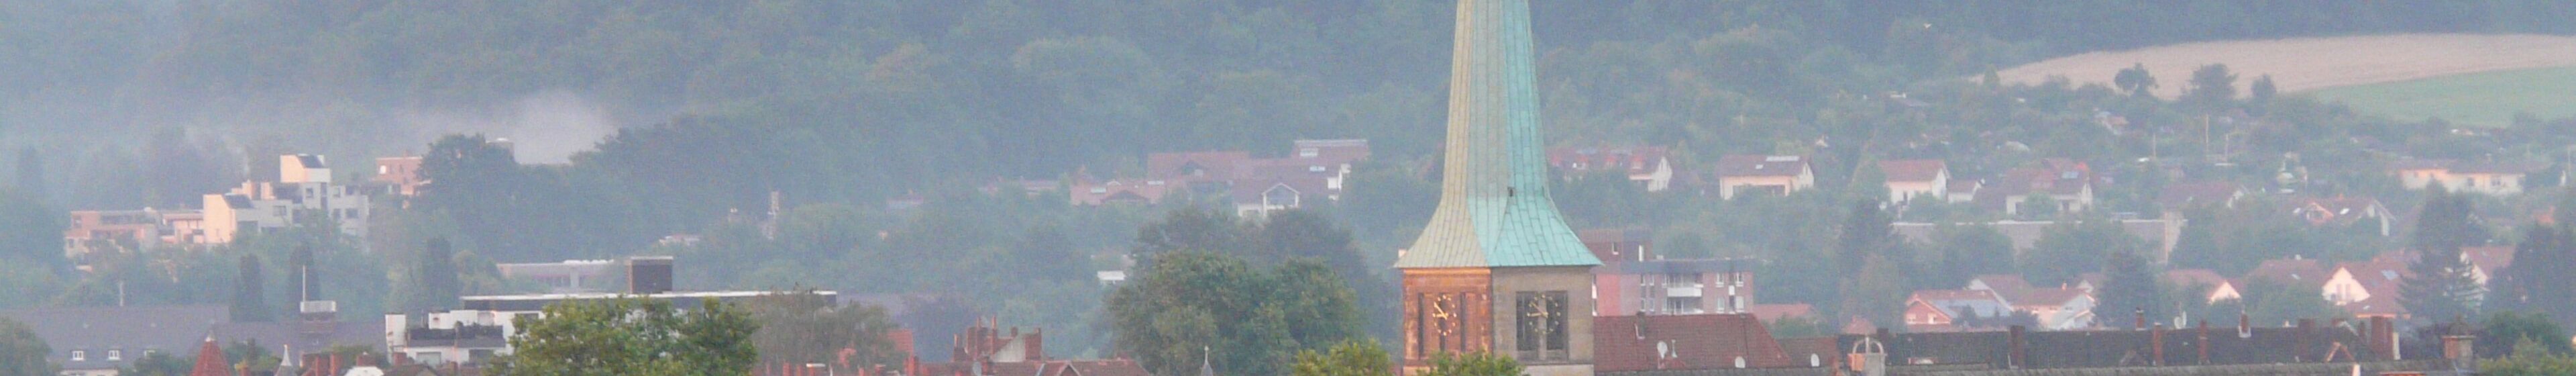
<box><xmin>1396</xmin><ymin>1</ymin><xmax>1601</xmax><ymax>375</ymax></box>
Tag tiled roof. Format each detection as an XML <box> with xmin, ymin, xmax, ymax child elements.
<box><xmin>1745</xmin><ymin>303</ymin><xmax>1814</xmax><ymax>322</ymax></box>
<box><xmin>1966</xmin><ymin>275</ymin><xmax>2036</xmax><ymax>304</ymax></box>
<box><xmin>0</xmin><ymin>305</ymin><xmax>230</xmax><ymax>371</ymax></box>
<box><xmin>1395</xmin><ymin>0</ymin><xmax>1599</xmax><ymax>269</ymax></box>
<box><xmin>2463</xmin><ymin>246</ymin><xmax>2515</xmax><ymax>273</ymax></box>
<box><xmin>1909</xmin><ymin>289</ymin><xmax>2010</xmax><ymax>319</ymax></box>
<box><xmin>1712</xmin><ymin>155</ymin><xmax>1809</xmax><ymax>178</ymax></box>
<box><xmin>1877</xmin><ymin>159</ymin><xmax>1948</xmax><ymax>183</ymax></box>
<box><xmin>2156</xmin><ymin>182</ymin><xmax>2241</xmax><ymax>209</ymax></box>
<box><xmin>2162</xmin><ymin>269</ymin><xmax>2233</xmax><ymax>289</ymax></box>
<box><xmin>2016</xmin><ymin>288</ymin><xmax>2088</xmax><ymax>308</ymax></box>
<box><xmin>1143</xmin><ymin>151</ymin><xmax>1251</xmax><ymax>181</ymax></box>
<box><xmin>2246</xmin><ymin>258</ymin><xmax>2328</xmax><ymax>289</ymax></box>
<box><xmin>1594</xmin><ymin>314</ymin><xmax>1798</xmax><ymax>371</ymax></box>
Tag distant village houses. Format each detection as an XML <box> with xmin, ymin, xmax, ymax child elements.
<box><xmin>1070</xmin><ymin>139</ymin><xmax>1370</xmax><ymax>218</ymax></box>
<box><xmin>1707</xmin><ymin>154</ymin><xmax>1816</xmax><ymax>199</ymax></box>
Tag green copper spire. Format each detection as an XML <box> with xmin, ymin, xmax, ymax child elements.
<box><xmin>1396</xmin><ymin>0</ymin><xmax>1599</xmax><ymax>269</ymax></box>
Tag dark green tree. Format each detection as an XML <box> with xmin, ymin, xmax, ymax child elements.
<box><xmin>0</xmin><ymin>317</ymin><xmax>53</xmax><ymax>376</ymax></box>
<box><xmin>1290</xmin><ymin>339</ymin><xmax>1393</xmax><ymax>376</ymax></box>
<box><xmin>2093</xmin><ymin>250</ymin><xmax>2163</xmax><ymax>324</ymax></box>
<box><xmin>2183</xmin><ymin>64</ymin><xmax>2238</xmax><ymax>111</ymax></box>
<box><xmin>1935</xmin><ymin>224</ymin><xmax>2016</xmax><ymax>287</ymax></box>
<box><xmin>1835</xmin><ymin>199</ymin><xmax>1900</xmax><ymax>275</ymax></box>
<box><xmin>746</xmin><ymin>291</ymin><xmax>905</xmax><ymax>371</ymax></box>
<box><xmin>1419</xmin><ymin>351</ymin><xmax>1521</xmax><ymax>376</ymax></box>
<box><xmin>2114</xmin><ymin>63</ymin><xmax>2157</xmax><ymax>97</ymax></box>
<box><xmin>1106</xmin><ymin>252</ymin><xmax>1364</xmax><ymax>376</ymax></box>
<box><xmin>2021</xmin><ymin>219</ymin><xmax>2146</xmax><ymax>285</ymax></box>
<box><xmin>231</xmin><ymin>254</ymin><xmax>273</xmax><ymax>322</ymax></box>
<box><xmin>2483</xmin><ymin>312</ymin><xmax>2573</xmax><ymax>357</ymax></box>
<box><xmin>2248</xmin><ymin>75</ymin><xmax>2277</xmax><ymax>105</ymax></box>
<box><xmin>2403</xmin><ymin>188</ymin><xmax>2483</xmax><ymax>323</ymax></box>
<box><xmin>488</xmin><ymin>297</ymin><xmax>757</xmax><ymax>376</ymax></box>
<box><xmin>2167</xmin><ymin>207</ymin><xmax>2226</xmax><ymax>271</ymax></box>
<box><xmin>0</xmin><ymin>189</ymin><xmax>60</xmax><ymax>268</ymax></box>
<box><xmin>2493</xmin><ymin>222</ymin><xmax>2575</xmax><ymax>325</ymax></box>
<box><xmin>1132</xmin><ymin>207</ymin><xmax>1247</xmax><ymax>262</ymax></box>
<box><xmin>403</xmin><ymin>238</ymin><xmax>461</xmax><ymax>313</ymax></box>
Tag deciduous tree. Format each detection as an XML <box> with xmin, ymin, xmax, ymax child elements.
<box><xmin>488</xmin><ymin>297</ymin><xmax>757</xmax><ymax>376</ymax></box>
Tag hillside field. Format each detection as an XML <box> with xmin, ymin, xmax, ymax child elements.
<box><xmin>1995</xmin><ymin>34</ymin><xmax>2576</xmax><ymax>99</ymax></box>
<box><xmin>2308</xmin><ymin>66</ymin><xmax>2576</xmax><ymax>128</ymax></box>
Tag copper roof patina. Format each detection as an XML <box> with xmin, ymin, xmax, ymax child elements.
<box><xmin>1396</xmin><ymin>0</ymin><xmax>1599</xmax><ymax>269</ymax></box>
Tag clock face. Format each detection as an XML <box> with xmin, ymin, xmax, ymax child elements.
<box><xmin>1428</xmin><ymin>293</ymin><xmax>1460</xmax><ymax>336</ymax></box>
<box><xmin>1521</xmin><ymin>293</ymin><xmax>1556</xmax><ymax>336</ymax></box>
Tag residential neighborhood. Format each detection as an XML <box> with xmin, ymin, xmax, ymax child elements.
<box><xmin>7</xmin><ymin>1</ymin><xmax>2576</xmax><ymax>376</ymax></box>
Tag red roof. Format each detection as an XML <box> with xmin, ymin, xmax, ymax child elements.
<box><xmin>2016</xmin><ymin>287</ymin><xmax>2088</xmax><ymax>308</ymax></box>
<box><xmin>1144</xmin><ymin>151</ymin><xmax>1251</xmax><ymax>181</ymax></box>
<box><xmin>2245</xmin><ymin>258</ymin><xmax>2328</xmax><ymax>290</ymax></box>
<box><xmin>1593</xmin><ymin>314</ymin><xmax>1801</xmax><ymax>371</ymax></box>
<box><xmin>2464</xmin><ymin>246</ymin><xmax>2515</xmax><ymax>273</ymax></box>
<box><xmin>2162</xmin><ymin>269</ymin><xmax>2233</xmax><ymax>289</ymax></box>
<box><xmin>1744</xmin><ymin>303</ymin><xmax>1815</xmax><ymax>322</ymax></box>
<box><xmin>1877</xmin><ymin>159</ymin><xmax>1948</xmax><ymax>183</ymax></box>
<box><xmin>2157</xmin><ymin>182</ymin><xmax>2241</xmax><ymax>209</ymax></box>
<box><xmin>1712</xmin><ymin>154</ymin><xmax>1811</xmax><ymax>178</ymax></box>
<box><xmin>189</xmin><ymin>336</ymin><xmax>233</xmax><ymax>376</ymax></box>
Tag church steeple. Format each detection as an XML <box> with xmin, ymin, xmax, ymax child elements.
<box><xmin>1397</xmin><ymin>1</ymin><xmax>1599</xmax><ymax>375</ymax></box>
<box><xmin>1395</xmin><ymin>0</ymin><xmax>1599</xmax><ymax>269</ymax></box>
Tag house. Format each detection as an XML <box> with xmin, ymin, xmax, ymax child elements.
<box><xmin>1902</xmin><ymin>289</ymin><xmax>2012</xmax><ymax>332</ymax></box>
<box><xmin>1963</xmin><ymin>275</ymin><xmax>2094</xmax><ymax>330</ymax></box>
<box><xmin>2015</xmin><ymin>288</ymin><xmax>2097</xmax><ymax>331</ymax></box>
<box><xmin>1576</xmin><ymin>228</ymin><xmax>1654</xmax><ymax>265</ymax></box>
<box><xmin>2162</xmin><ymin>269</ymin><xmax>2243</xmax><ymax>303</ymax></box>
<box><xmin>2325</xmin><ymin>258</ymin><xmax>2412</xmax><ymax>320</ymax></box>
<box><xmin>2155</xmin><ymin>181</ymin><xmax>2243</xmax><ymax>211</ymax></box>
<box><xmin>1709</xmin><ymin>155</ymin><xmax>1815</xmax><ymax>199</ymax></box>
<box><xmin>1596</xmin><ymin>258</ymin><xmax>1757</xmax><ymax>316</ymax></box>
<box><xmin>1892</xmin><ymin>219</ymin><xmax>2185</xmax><ymax>263</ymax></box>
<box><xmin>1944</xmin><ymin>179</ymin><xmax>1982</xmax><ymax>204</ymax></box>
<box><xmin>2464</xmin><ymin>246</ymin><xmax>2516</xmax><ymax>293</ymax></box>
<box><xmin>2290</xmin><ymin>196</ymin><xmax>2396</xmax><ymax>236</ymax></box>
<box><xmin>1065</xmin><ymin>179</ymin><xmax>1174</xmax><ymax>206</ymax></box>
<box><xmin>896</xmin><ymin>318</ymin><xmax>1150</xmax><ymax>376</ymax></box>
<box><xmin>1143</xmin><ymin>151</ymin><xmax>1251</xmax><ymax>185</ymax></box>
<box><xmin>1548</xmin><ymin>146</ymin><xmax>1676</xmax><ymax>192</ymax></box>
<box><xmin>1</xmin><ymin>306</ymin><xmax>229</xmax><ymax>375</ymax></box>
<box><xmin>1592</xmin><ymin>314</ymin><xmax>1806</xmax><ymax>371</ymax></box>
<box><xmin>373</xmin><ymin>156</ymin><xmax>425</xmax><ymax>197</ymax></box>
<box><xmin>494</xmin><ymin>259</ymin><xmax>621</xmax><ymax>293</ymax></box>
<box><xmin>203</xmin><ymin>155</ymin><xmax>375</xmax><ymax>245</ymax></box>
<box><xmin>388</xmin><ymin>257</ymin><xmax>825</xmax><ymax>367</ymax></box>
<box><xmin>2391</xmin><ymin>158</ymin><xmax>2544</xmax><ymax>195</ymax></box>
<box><xmin>1878</xmin><ymin>159</ymin><xmax>1951</xmax><ymax>205</ymax></box>
<box><xmin>2244</xmin><ymin>257</ymin><xmax>2330</xmax><ymax>293</ymax></box>
<box><xmin>1975</xmin><ymin>158</ymin><xmax>2097</xmax><ymax>216</ymax></box>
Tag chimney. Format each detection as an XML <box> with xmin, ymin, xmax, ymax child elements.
<box><xmin>2237</xmin><ymin>312</ymin><xmax>2251</xmax><ymax>338</ymax></box>
<box><xmin>2150</xmin><ymin>324</ymin><xmax>2165</xmax><ymax>366</ymax></box>
<box><xmin>627</xmin><ymin>256</ymin><xmax>674</xmax><ymax>295</ymax></box>
<box><xmin>2443</xmin><ymin>334</ymin><xmax>2477</xmax><ymax>371</ymax></box>
<box><xmin>2195</xmin><ymin>320</ymin><xmax>2210</xmax><ymax>365</ymax></box>
<box><xmin>2296</xmin><ymin>319</ymin><xmax>2316</xmax><ymax>362</ymax></box>
<box><xmin>2007</xmin><ymin>325</ymin><xmax>2026</xmax><ymax>369</ymax></box>
<box><xmin>2134</xmin><ymin>308</ymin><xmax>2147</xmax><ymax>330</ymax></box>
<box><xmin>2369</xmin><ymin>316</ymin><xmax>2396</xmax><ymax>360</ymax></box>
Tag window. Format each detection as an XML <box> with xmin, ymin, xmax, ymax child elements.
<box><xmin>1299</xmin><ymin>148</ymin><xmax>1319</xmax><ymax>157</ymax></box>
<box><xmin>71</xmin><ymin>350</ymin><xmax>85</xmax><ymax>361</ymax></box>
<box><xmin>1514</xmin><ymin>291</ymin><xmax>1569</xmax><ymax>360</ymax></box>
<box><xmin>107</xmin><ymin>350</ymin><xmax>121</xmax><ymax>361</ymax></box>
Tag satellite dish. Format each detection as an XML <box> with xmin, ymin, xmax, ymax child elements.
<box><xmin>1657</xmin><ymin>341</ymin><xmax>1670</xmax><ymax>359</ymax></box>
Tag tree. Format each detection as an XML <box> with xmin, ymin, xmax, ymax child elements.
<box><xmin>2021</xmin><ymin>219</ymin><xmax>2145</xmax><ymax>285</ymax></box>
<box><xmin>1935</xmin><ymin>224</ymin><xmax>2015</xmax><ymax>286</ymax></box>
<box><xmin>0</xmin><ymin>317</ymin><xmax>53</xmax><ymax>376</ymax></box>
<box><xmin>2494</xmin><ymin>223</ymin><xmax>2575</xmax><ymax>322</ymax></box>
<box><xmin>2483</xmin><ymin>312</ymin><xmax>2573</xmax><ymax>357</ymax></box>
<box><xmin>2167</xmin><ymin>207</ymin><xmax>2225</xmax><ymax>272</ymax></box>
<box><xmin>2404</xmin><ymin>189</ymin><xmax>2483</xmax><ymax>323</ymax></box>
<box><xmin>2248</xmin><ymin>75</ymin><xmax>2277</xmax><ymax>105</ymax></box>
<box><xmin>2183</xmin><ymin>64</ymin><xmax>2238</xmax><ymax>111</ymax></box>
<box><xmin>2093</xmin><ymin>250</ymin><xmax>2163</xmax><ymax>324</ymax></box>
<box><xmin>0</xmin><ymin>189</ymin><xmax>61</xmax><ymax>267</ymax></box>
<box><xmin>1418</xmin><ymin>351</ymin><xmax>1521</xmax><ymax>376</ymax></box>
<box><xmin>402</xmin><ymin>238</ymin><xmax>462</xmax><ymax>313</ymax></box>
<box><xmin>746</xmin><ymin>291</ymin><xmax>905</xmax><ymax>371</ymax></box>
<box><xmin>1290</xmin><ymin>339</ymin><xmax>1393</xmax><ymax>376</ymax></box>
<box><xmin>231</xmin><ymin>254</ymin><xmax>273</xmax><ymax>322</ymax></box>
<box><xmin>1132</xmin><ymin>207</ymin><xmax>1246</xmax><ymax>262</ymax></box>
<box><xmin>1107</xmin><ymin>252</ymin><xmax>1365</xmax><ymax>376</ymax></box>
<box><xmin>1834</xmin><ymin>199</ymin><xmax>1899</xmax><ymax>275</ymax></box>
<box><xmin>2114</xmin><ymin>63</ymin><xmax>2157</xmax><ymax>97</ymax></box>
<box><xmin>488</xmin><ymin>297</ymin><xmax>758</xmax><ymax>376</ymax></box>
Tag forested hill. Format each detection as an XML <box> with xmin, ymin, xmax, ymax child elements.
<box><xmin>5</xmin><ymin>0</ymin><xmax>2574</xmax><ymax>211</ymax></box>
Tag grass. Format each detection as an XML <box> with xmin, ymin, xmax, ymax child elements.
<box><xmin>2308</xmin><ymin>66</ymin><xmax>2576</xmax><ymax>128</ymax></box>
